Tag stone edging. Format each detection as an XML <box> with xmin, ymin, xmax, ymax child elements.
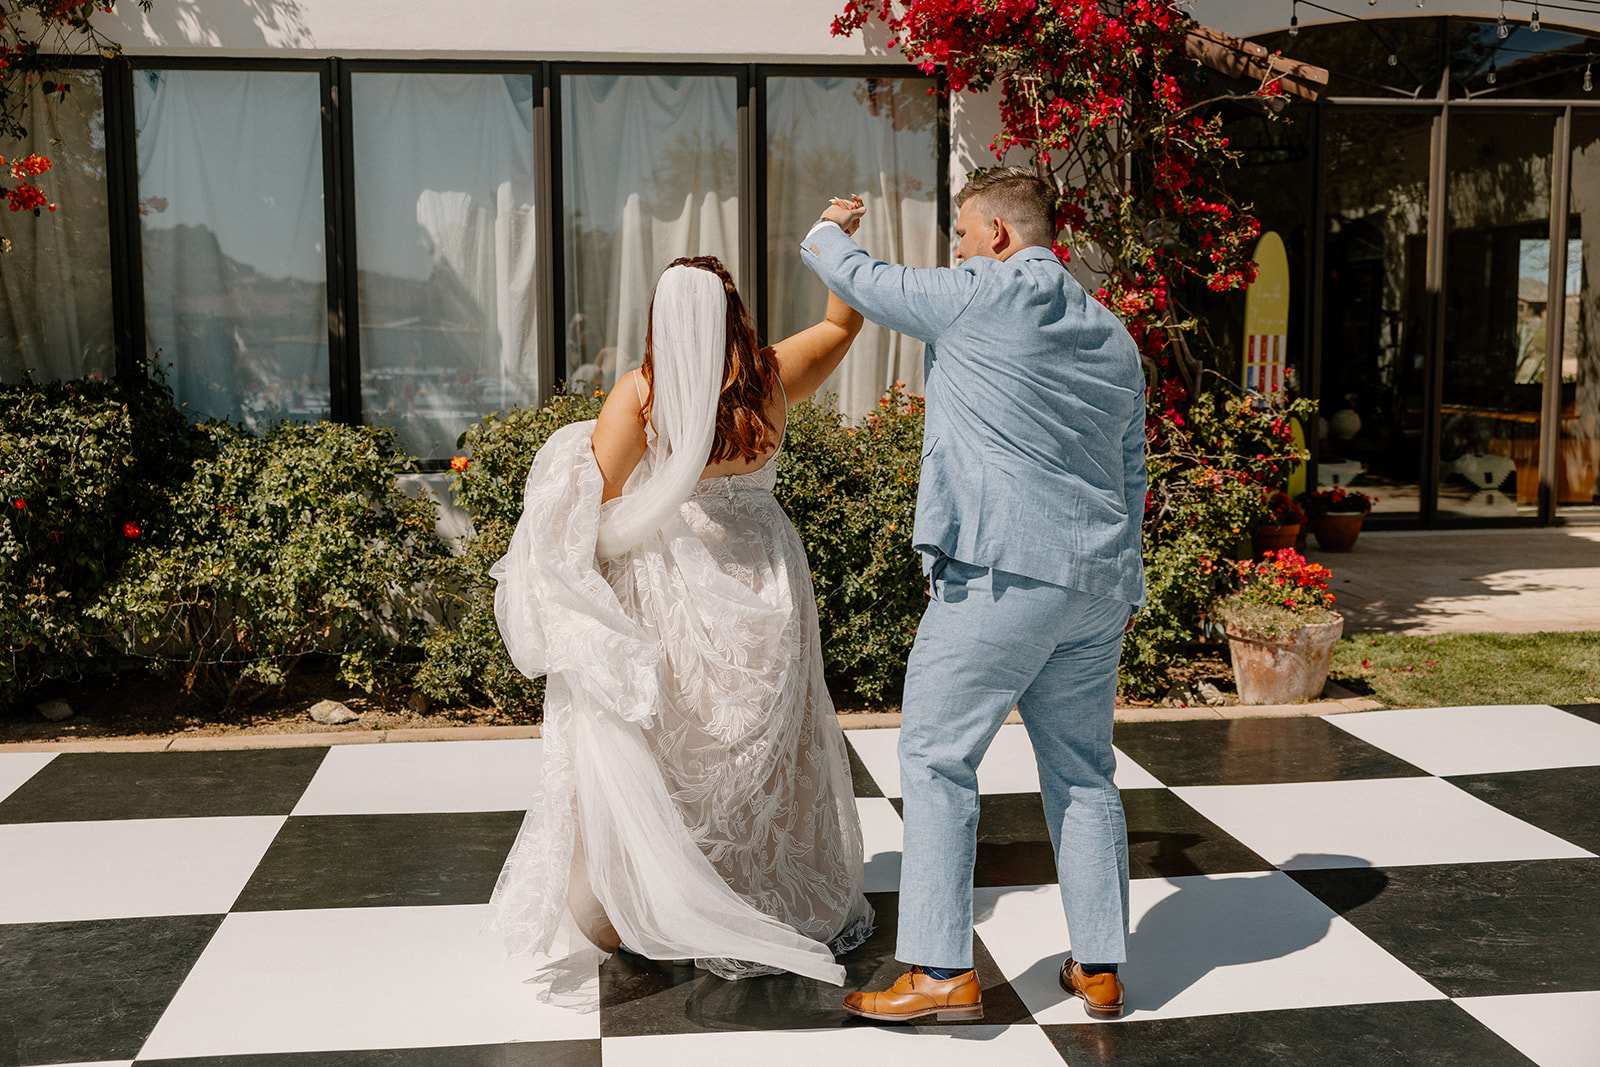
<box><xmin>0</xmin><ymin>690</ymin><xmax>1384</xmax><ymax>753</ymax></box>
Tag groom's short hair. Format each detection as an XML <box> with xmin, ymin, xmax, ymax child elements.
<box><xmin>956</xmin><ymin>167</ymin><xmax>1058</xmax><ymax>248</ymax></box>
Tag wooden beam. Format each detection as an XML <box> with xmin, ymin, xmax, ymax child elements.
<box><xmin>1185</xmin><ymin>23</ymin><xmax>1330</xmax><ymax>102</ymax></box>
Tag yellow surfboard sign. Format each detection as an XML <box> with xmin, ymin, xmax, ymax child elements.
<box><xmin>1243</xmin><ymin>232</ymin><xmax>1289</xmax><ymax>398</ymax></box>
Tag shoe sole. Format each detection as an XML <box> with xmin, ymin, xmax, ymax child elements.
<box><xmin>842</xmin><ymin>1003</ymin><xmax>985</xmax><ymax>1023</ymax></box>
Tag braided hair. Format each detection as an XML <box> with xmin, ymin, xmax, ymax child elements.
<box><xmin>641</xmin><ymin>255</ymin><xmax>782</xmax><ymax>464</ymax></box>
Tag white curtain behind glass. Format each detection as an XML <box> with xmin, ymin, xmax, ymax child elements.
<box><xmin>0</xmin><ymin>71</ymin><xmax>114</xmax><ymax>383</ymax></box>
<box><xmin>562</xmin><ymin>75</ymin><xmax>738</xmax><ymax>394</ymax></box>
<box><xmin>767</xmin><ymin>77</ymin><xmax>940</xmax><ymax>418</ymax></box>
<box><xmin>135</xmin><ymin>69</ymin><xmax>328</xmax><ymax>428</ymax></box>
<box><xmin>353</xmin><ymin>73</ymin><xmax>539</xmax><ymax>459</ymax></box>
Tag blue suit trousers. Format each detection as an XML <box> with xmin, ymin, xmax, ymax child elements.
<box><xmin>896</xmin><ymin>555</ymin><xmax>1132</xmax><ymax>969</ymax></box>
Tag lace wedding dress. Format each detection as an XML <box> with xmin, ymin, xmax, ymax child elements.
<box><xmin>489</xmin><ymin>418</ymin><xmax>873</xmax><ymax>987</ymax></box>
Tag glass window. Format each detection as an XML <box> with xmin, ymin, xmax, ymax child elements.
<box><xmin>0</xmin><ymin>69</ymin><xmax>114</xmax><ymax>383</ymax></box>
<box><xmin>560</xmin><ymin>74</ymin><xmax>739</xmax><ymax>394</ymax></box>
<box><xmin>1321</xmin><ymin>110</ymin><xmax>1435</xmax><ymax>518</ymax></box>
<box><xmin>1257</xmin><ymin>18</ymin><xmax>1446</xmax><ymax>99</ymax></box>
<box><xmin>1439</xmin><ymin>111</ymin><xmax>1558</xmax><ymax>520</ymax></box>
<box><xmin>1558</xmin><ymin>114</ymin><xmax>1600</xmax><ymax>514</ymax></box>
<box><xmin>135</xmin><ymin>69</ymin><xmax>329</xmax><ymax>429</ymax></box>
<box><xmin>766</xmin><ymin>75</ymin><xmax>940</xmax><ymax>417</ymax></box>
<box><xmin>1449</xmin><ymin>18</ymin><xmax>1593</xmax><ymax>100</ymax></box>
<box><xmin>351</xmin><ymin>72</ymin><xmax>540</xmax><ymax>460</ymax></box>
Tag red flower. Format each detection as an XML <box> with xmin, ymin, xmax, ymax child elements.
<box><xmin>13</xmin><ymin>499</ymin><xmax>24</xmax><ymax>510</ymax></box>
<box><xmin>122</xmin><ymin>521</ymin><xmax>141</xmax><ymax>539</ymax></box>
<box><xmin>450</xmin><ymin>456</ymin><xmax>470</xmax><ymax>472</ymax></box>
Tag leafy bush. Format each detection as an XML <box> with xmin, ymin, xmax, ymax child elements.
<box><xmin>1214</xmin><ymin>547</ymin><xmax>1338</xmax><ymax>639</ymax></box>
<box><xmin>93</xmin><ymin>420</ymin><xmax>447</xmax><ymax>706</ymax></box>
<box><xmin>776</xmin><ymin>387</ymin><xmax>923</xmax><ymax>703</ymax></box>
<box><xmin>417</xmin><ymin>392</ymin><xmax>604</xmax><ymax>710</ymax></box>
<box><xmin>0</xmin><ymin>376</ymin><xmax>198</xmax><ymax>703</ymax></box>
<box><xmin>1122</xmin><ymin>386</ymin><xmax>1317</xmax><ymax>696</ymax></box>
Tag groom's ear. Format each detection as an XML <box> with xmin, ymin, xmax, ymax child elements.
<box><xmin>989</xmin><ymin>216</ymin><xmax>1013</xmax><ymax>257</ymax></box>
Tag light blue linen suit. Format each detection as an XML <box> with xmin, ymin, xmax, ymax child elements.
<box><xmin>802</xmin><ymin>223</ymin><xmax>1147</xmax><ymax>968</ymax></box>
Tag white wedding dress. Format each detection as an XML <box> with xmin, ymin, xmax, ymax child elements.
<box><xmin>489</xmin><ymin>416</ymin><xmax>874</xmax><ymax>987</ymax></box>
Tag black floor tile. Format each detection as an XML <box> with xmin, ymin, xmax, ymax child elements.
<box><xmin>0</xmin><ymin>748</ymin><xmax>328</xmax><ymax>823</ymax></box>
<box><xmin>230</xmin><ymin>811</ymin><xmax>525</xmax><ymax>911</ymax></box>
<box><xmin>1124</xmin><ymin>789</ymin><xmax>1274</xmax><ymax>880</ymax></box>
<box><xmin>134</xmin><ymin>1041</ymin><xmax>602</xmax><ymax>1066</ymax></box>
<box><xmin>844</xmin><ymin>738</ymin><xmax>885</xmax><ymax>799</ymax></box>
<box><xmin>1290</xmin><ymin>858</ymin><xmax>1600</xmax><ymax>997</ymax></box>
<box><xmin>1556</xmin><ymin>702</ymin><xmax>1600</xmax><ymax>726</ymax></box>
<box><xmin>1042</xmin><ymin>1000</ymin><xmax>1537</xmax><ymax>1067</ymax></box>
<box><xmin>1449</xmin><ymin>765</ymin><xmax>1600</xmax><ymax>853</ymax></box>
<box><xmin>1112</xmin><ymin>717</ymin><xmax>1428</xmax><ymax>787</ymax></box>
<box><xmin>597</xmin><ymin>890</ymin><xmax>1030</xmax><ymax>1037</ymax></box>
<box><xmin>0</xmin><ymin>913</ymin><xmax>223</xmax><ymax>1067</ymax></box>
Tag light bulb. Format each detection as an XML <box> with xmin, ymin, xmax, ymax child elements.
<box><xmin>1388</xmin><ymin>53</ymin><xmax>1400</xmax><ymax>67</ymax></box>
<box><xmin>1497</xmin><ymin>13</ymin><xmax>1508</xmax><ymax>38</ymax></box>
<box><xmin>1532</xmin><ymin>7</ymin><xmax>1541</xmax><ymax>31</ymax></box>
<box><xmin>1586</xmin><ymin>63</ymin><xmax>1594</xmax><ymax>91</ymax></box>
<box><xmin>1289</xmin><ymin>14</ymin><xmax>1299</xmax><ymax>35</ymax></box>
<box><xmin>1488</xmin><ymin>62</ymin><xmax>1498</xmax><ymax>84</ymax></box>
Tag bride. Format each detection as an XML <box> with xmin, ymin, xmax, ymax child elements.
<box><xmin>490</xmin><ymin>248</ymin><xmax>874</xmax><ymax>986</ymax></box>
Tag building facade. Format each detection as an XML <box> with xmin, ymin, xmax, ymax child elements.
<box><xmin>3</xmin><ymin>0</ymin><xmax>1599</xmax><ymax>527</ymax></box>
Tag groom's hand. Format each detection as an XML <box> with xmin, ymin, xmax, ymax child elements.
<box><xmin>820</xmin><ymin>195</ymin><xmax>866</xmax><ymax>236</ymax></box>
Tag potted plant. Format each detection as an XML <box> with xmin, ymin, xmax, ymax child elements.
<box><xmin>1214</xmin><ymin>548</ymin><xmax>1343</xmax><ymax>705</ymax></box>
<box><xmin>1251</xmin><ymin>489</ymin><xmax>1305</xmax><ymax>557</ymax></box>
<box><xmin>1298</xmin><ymin>486</ymin><xmax>1376</xmax><ymax>553</ymax></box>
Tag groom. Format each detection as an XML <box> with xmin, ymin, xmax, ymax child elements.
<box><xmin>803</xmin><ymin>167</ymin><xmax>1147</xmax><ymax>1021</ymax></box>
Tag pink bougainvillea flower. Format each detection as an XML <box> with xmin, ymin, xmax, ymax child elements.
<box><xmin>122</xmin><ymin>521</ymin><xmax>141</xmax><ymax>539</ymax></box>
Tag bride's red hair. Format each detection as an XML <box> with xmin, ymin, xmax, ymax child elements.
<box><xmin>641</xmin><ymin>255</ymin><xmax>781</xmax><ymax>464</ymax></box>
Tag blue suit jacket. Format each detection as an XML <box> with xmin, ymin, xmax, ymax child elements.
<box><xmin>802</xmin><ymin>224</ymin><xmax>1147</xmax><ymax>606</ymax></box>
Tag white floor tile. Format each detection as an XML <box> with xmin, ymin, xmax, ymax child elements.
<box><xmin>1456</xmin><ymin>990</ymin><xmax>1600</xmax><ymax>1067</ymax></box>
<box><xmin>856</xmin><ymin>797</ymin><xmax>903</xmax><ymax>893</ymax></box>
<box><xmin>0</xmin><ymin>816</ymin><xmax>284</xmax><ymax>923</ymax></box>
<box><xmin>0</xmin><ymin>752</ymin><xmax>56</xmax><ymax>804</ymax></box>
<box><xmin>846</xmin><ymin>728</ymin><xmax>901</xmax><ymax>797</ymax></box>
<box><xmin>291</xmin><ymin>739</ymin><xmax>542</xmax><ymax>815</ymax></box>
<box><xmin>973</xmin><ymin>876</ymin><xmax>1444</xmax><ymax>1024</ymax></box>
<box><xmin>18</xmin><ymin>1062</ymin><xmax>133</xmax><ymax>1067</ymax></box>
<box><xmin>137</xmin><ymin>905</ymin><xmax>598</xmax><ymax>1059</ymax></box>
<box><xmin>1329</xmin><ymin>705</ymin><xmax>1600</xmax><ymax>776</ymax></box>
<box><xmin>602</xmin><ymin>1023</ymin><xmax>1066</xmax><ymax>1067</ymax></box>
<box><xmin>845</xmin><ymin>725</ymin><xmax>1161</xmax><ymax>797</ymax></box>
<box><xmin>1172</xmin><ymin>777</ymin><xmax>1595</xmax><ymax>869</ymax></box>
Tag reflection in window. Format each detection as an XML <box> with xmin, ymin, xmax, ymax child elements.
<box><xmin>135</xmin><ymin>69</ymin><xmax>329</xmax><ymax>429</ymax></box>
<box><xmin>1440</xmin><ymin>112</ymin><xmax>1556</xmax><ymax>518</ymax></box>
<box><xmin>1320</xmin><ymin>110</ymin><xmax>1433</xmax><ymax>516</ymax></box>
<box><xmin>561</xmin><ymin>74</ymin><xmax>738</xmax><ymax>395</ymax></box>
<box><xmin>0</xmin><ymin>70</ymin><xmax>114</xmax><ymax>383</ymax></box>
<box><xmin>767</xmin><ymin>76</ymin><xmax>939</xmax><ymax>417</ymax></box>
<box><xmin>352</xmin><ymin>73</ymin><xmax>539</xmax><ymax>459</ymax></box>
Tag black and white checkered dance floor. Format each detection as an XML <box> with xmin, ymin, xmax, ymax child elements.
<box><xmin>4</xmin><ymin>704</ymin><xmax>1599</xmax><ymax>1066</ymax></box>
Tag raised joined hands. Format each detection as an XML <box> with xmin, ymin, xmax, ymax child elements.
<box><xmin>821</xmin><ymin>194</ymin><xmax>867</xmax><ymax>236</ymax></box>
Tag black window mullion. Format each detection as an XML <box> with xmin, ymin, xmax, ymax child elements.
<box><xmin>321</xmin><ymin>58</ymin><xmax>362</xmax><ymax>425</ymax></box>
<box><xmin>103</xmin><ymin>58</ymin><xmax>146</xmax><ymax>380</ymax></box>
<box><xmin>548</xmin><ymin>67</ymin><xmax>569</xmax><ymax>392</ymax></box>
<box><xmin>751</xmin><ymin>65</ymin><xmax>770</xmax><ymax>343</ymax></box>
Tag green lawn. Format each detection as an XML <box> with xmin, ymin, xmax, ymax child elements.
<box><xmin>1330</xmin><ymin>631</ymin><xmax>1600</xmax><ymax>709</ymax></box>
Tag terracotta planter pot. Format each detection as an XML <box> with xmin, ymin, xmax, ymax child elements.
<box><xmin>1310</xmin><ymin>512</ymin><xmax>1364</xmax><ymax>552</ymax></box>
<box><xmin>1226</xmin><ymin>616</ymin><xmax>1344</xmax><ymax>705</ymax></box>
<box><xmin>1251</xmin><ymin>523</ymin><xmax>1300</xmax><ymax>557</ymax></box>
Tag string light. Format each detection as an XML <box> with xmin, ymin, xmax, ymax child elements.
<box><xmin>1488</xmin><ymin>57</ymin><xmax>1499</xmax><ymax>83</ymax></box>
<box><xmin>1532</xmin><ymin>4</ymin><xmax>1542</xmax><ymax>30</ymax></box>
<box><xmin>1289</xmin><ymin>0</ymin><xmax>1300</xmax><ymax>36</ymax></box>
<box><xmin>1498</xmin><ymin>1</ymin><xmax>1510</xmax><ymax>37</ymax></box>
<box><xmin>1586</xmin><ymin>61</ymin><xmax>1594</xmax><ymax>90</ymax></box>
<box><xmin>1388</xmin><ymin>52</ymin><xmax>1400</xmax><ymax>66</ymax></box>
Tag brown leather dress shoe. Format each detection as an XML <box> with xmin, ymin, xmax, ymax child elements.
<box><xmin>1059</xmin><ymin>956</ymin><xmax>1125</xmax><ymax>1019</ymax></box>
<box><xmin>842</xmin><ymin>967</ymin><xmax>984</xmax><ymax>1022</ymax></box>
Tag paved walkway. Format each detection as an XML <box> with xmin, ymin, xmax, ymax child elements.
<box><xmin>1308</xmin><ymin>527</ymin><xmax>1600</xmax><ymax>635</ymax></box>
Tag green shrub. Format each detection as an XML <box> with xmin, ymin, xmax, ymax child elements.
<box><xmin>775</xmin><ymin>388</ymin><xmax>923</xmax><ymax>703</ymax></box>
<box><xmin>93</xmin><ymin>420</ymin><xmax>447</xmax><ymax>706</ymax></box>
<box><xmin>0</xmin><ymin>376</ymin><xmax>198</xmax><ymax>703</ymax></box>
<box><xmin>417</xmin><ymin>392</ymin><xmax>604</xmax><ymax>709</ymax></box>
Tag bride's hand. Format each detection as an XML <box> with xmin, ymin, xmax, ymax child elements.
<box><xmin>822</xmin><ymin>195</ymin><xmax>866</xmax><ymax>237</ymax></box>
